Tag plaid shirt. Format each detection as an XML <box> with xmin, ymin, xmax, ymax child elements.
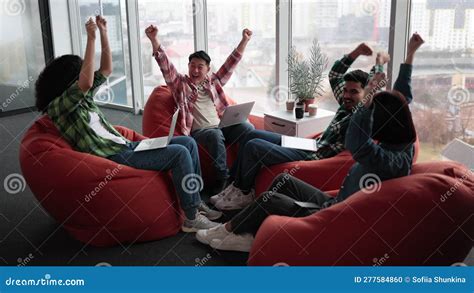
<box><xmin>153</xmin><ymin>46</ymin><xmax>242</xmax><ymax>135</ymax></box>
<box><xmin>47</xmin><ymin>71</ymin><xmax>129</xmax><ymax>157</ymax></box>
<box><xmin>310</xmin><ymin>55</ymin><xmax>381</xmax><ymax>160</ymax></box>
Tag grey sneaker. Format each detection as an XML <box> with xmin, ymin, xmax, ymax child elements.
<box><xmin>209</xmin><ymin>182</ymin><xmax>239</xmax><ymax>205</ymax></box>
<box><xmin>198</xmin><ymin>202</ymin><xmax>222</xmax><ymax>220</ymax></box>
<box><xmin>196</xmin><ymin>224</ymin><xmax>229</xmax><ymax>245</ymax></box>
<box><xmin>215</xmin><ymin>189</ymin><xmax>255</xmax><ymax>211</ymax></box>
<box><xmin>182</xmin><ymin>213</ymin><xmax>220</xmax><ymax>233</ymax></box>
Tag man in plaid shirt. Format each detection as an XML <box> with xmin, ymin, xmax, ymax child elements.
<box><xmin>212</xmin><ymin>43</ymin><xmax>388</xmax><ymax>211</ymax></box>
<box><xmin>145</xmin><ymin>25</ymin><xmax>255</xmax><ymax>194</ymax></box>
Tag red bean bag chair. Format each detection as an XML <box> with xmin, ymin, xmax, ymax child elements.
<box><xmin>19</xmin><ymin>116</ymin><xmax>183</xmax><ymax>247</ymax></box>
<box><xmin>143</xmin><ymin>86</ymin><xmax>262</xmax><ymax>186</ymax></box>
<box><xmin>248</xmin><ymin>161</ymin><xmax>474</xmax><ymax>266</ymax></box>
<box><xmin>255</xmin><ymin>138</ymin><xmax>420</xmax><ymax>195</ymax></box>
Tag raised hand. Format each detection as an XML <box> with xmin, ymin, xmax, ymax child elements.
<box><xmin>349</xmin><ymin>42</ymin><xmax>373</xmax><ymax>60</ymax></box>
<box><xmin>242</xmin><ymin>28</ymin><xmax>252</xmax><ymax>42</ymax></box>
<box><xmin>85</xmin><ymin>18</ymin><xmax>97</xmax><ymax>39</ymax></box>
<box><xmin>405</xmin><ymin>33</ymin><xmax>424</xmax><ymax>64</ymax></box>
<box><xmin>96</xmin><ymin>15</ymin><xmax>107</xmax><ymax>33</ymax></box>
<box><xmin>376</xmin><ymin>52</ymin><xmax>391</xmax><ymax>65</ymax></box>
<box><xmin>145</xmin><ymin>25</ymin><xmax>159</xmax><ymax>41</ymax></box>
<box><xmin>407</xmin><ymin>33</ymin><xmax>424</xmax><ymax>56</ymax></box>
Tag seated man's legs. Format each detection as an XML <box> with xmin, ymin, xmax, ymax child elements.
<box><xmin>228</xmin><ymin>129</ymin><xmax>282</xmax><ymax>179</ymax></box>
<box><xmin>191</xmin><ymin>128</ymin><xmax>227</xmax><ymax>182</ymax></box>
<box><xmin>196</xmin><ymin>174</ymin><xmax>332</xmax><ymax>251</ymax></box>
<box><xmin>234</xmin><ymin>138</ymin><xmax>310</xmax><ymax>193</ymax></box>
<box><xmin>107</xmin><ymin>137</ymin><xmax>220</xmax><ymax>230</ymax></box>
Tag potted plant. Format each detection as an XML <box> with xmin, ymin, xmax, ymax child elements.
<box><xmin>288</xmin><ymin>39</ymin><xmax>328</xmax><ymax>111</ymax></box>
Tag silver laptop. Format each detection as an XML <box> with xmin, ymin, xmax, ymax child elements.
<box><xmin>281</xmin><ymin>135</ymin><xmax>318</xmax><ymax>152</ymax></box>
<box><xmin>218</xmin><ymin>101</ymin><xmax>255</xmax><ymax>128</ymax></box>
<box><xmin>134</xmin><ymin>109</ymin><xmax>179</xmax><ymax>152</ymax></box>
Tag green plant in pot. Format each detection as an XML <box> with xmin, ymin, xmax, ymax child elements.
<box><xmin>288</xmin><ymin>39</ymin><xmax>328</xmax><ymax>112</ymax></box>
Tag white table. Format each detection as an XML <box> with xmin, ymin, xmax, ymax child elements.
<box><xmin>264</xmin><ymin>109</ymin><xmax>335</xmax><ymax>137</ymax></box>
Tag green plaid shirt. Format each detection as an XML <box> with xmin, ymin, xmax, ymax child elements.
<box><xmin>310</xmin><ymin>55</ymin><xmax>382</xmax><ymax>160</ymax></box>
<box><xmin>47</xmin><ymin>71</ymin><xmax>129</xmax><ymax>157</ymax></box>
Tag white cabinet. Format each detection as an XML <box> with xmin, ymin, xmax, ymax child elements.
<box><xmin>264</xmin><ymin>109</ymin><xmax>335</xmax><ymax>137</ymax></box>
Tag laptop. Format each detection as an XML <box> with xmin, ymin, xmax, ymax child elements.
<box><xmin>218</xmin><ymin>101</ymin><xmax>255</xmax><ymax>128</ymax></box>
<box><xmin>281</xmin><ymin>135</ymin><xmax>318</xmax><ymax>152</ymax></box>
<box><xmin>134</xmin><ymin>109</ymin><xmax>179</xmax><ymax>152</ymax></box>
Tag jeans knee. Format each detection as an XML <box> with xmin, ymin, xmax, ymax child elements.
<box><xmin>171</xmin><ymin>145</ymin><xmax>191</xmax><ymax>162</ymax></box>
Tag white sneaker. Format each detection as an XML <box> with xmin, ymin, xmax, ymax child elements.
<box><xmin>209</xmin><ymin>233</ymin><xmax>254</xmax><ymax>252</ymax></box>
<box><xmin>214</xmin><ymin>189</ymin><xmax>254</xmax><ymax>211</ymax></box>
<box><xmin>209</xmin><ymin>182</ymin><xmax>240</xmax><ymax>205</ymax></box>
<box><xmin>182</xmin><ymin>213</ymin><xmax>220</xmax><ymax>233</ymax></box>
<box><xmin>195</xmin><ymin>224</ymin><xmax>230</xmax><ymax>245</ymax></box>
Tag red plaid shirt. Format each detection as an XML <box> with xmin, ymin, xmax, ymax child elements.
<box><xmin>153</xmin><ymin>46</ymin><xmax>242</xmax><ymax>135</ymax></box>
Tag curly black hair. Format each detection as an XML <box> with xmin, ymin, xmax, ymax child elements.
<box><xmin>35</xmin><ymin>55</ymin><xmax>83</xmax><ymax>112</ymax></box>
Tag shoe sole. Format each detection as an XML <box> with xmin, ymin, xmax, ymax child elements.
<box><xmin>182</xmin><ymin>226</ymin><xmax>199</xmax><ymax>233</ymax></box>
<box><xmin>203</xmin><ymin>212</ymin><xmax>223</xmax><ymax>221</ymax></box>
<box><xmin>210</xmin><ymin>240</ymin><xmax>251</xmax><ymax>252</ymax></box>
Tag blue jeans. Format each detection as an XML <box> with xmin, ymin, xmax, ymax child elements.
<box><xmin>232</xmin><ymin>129</ymin><xmax>311</xmax><ymax>192</ymax></box>
<box><xmin>107</xmin><ymin>136</ymin><xmax>202</xmax><ymax>219</ymax></box>
<box><xmin>190</xmin><ymin>122</ymin><xmax>254</xmax><ymax>180</ymax></box>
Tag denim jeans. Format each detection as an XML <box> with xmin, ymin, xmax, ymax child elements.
<box><xmin>107</xmin><ymin>136</ymin><xmax>202</xmax><ymax>219</ymax></box>
<box><xmin>232</xmin><ymin>129</ymin><xmax>311</xmax><ymax>192</ymax></box>
<box><xmin>230</xmin><ymin>174</ymin><xmax>332</xmax><ymax>235</ymax></box>
<box><xmin>191</xmin><ymin>122</ymin><xmax>254</xmax><ymax>180</ymax></box>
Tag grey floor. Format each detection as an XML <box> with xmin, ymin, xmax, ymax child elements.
<box><xmin>0</xmin><ymin>108</ymin><xmax>472</xmax><ymax>266</ymax></box>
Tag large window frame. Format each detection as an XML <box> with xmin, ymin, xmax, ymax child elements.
<box><xmin>57</xmin><ymin>0</ymin><xmax>415</xmax><ymax>114</ymax></box>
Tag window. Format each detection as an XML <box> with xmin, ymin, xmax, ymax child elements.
<box><xmin>0</xmin><ymin>0</ymin><xmax>46</xmax><ymax>113</ymax></box>
<box><xmin>78</xmin><ymin>0</ymin><xmax>132</xmax><ymax>107</ymax></box>
<box><xmin>292</xmin><ymin>0</ymin><xmax>391</xmax><ymax>112</ymax></box>
<box><xmin>207</xmin><ymin>0</ymin><xmax>276</xmax><ymax>113</ymax></box>
<box><xmin>138</xmin><ymin>0</ymin><xmax>194</xmax><ymax>101</ymax></box>
<box><xmin>410</xmin><ymin>0</ymin><xmax>474</xmax><ymax>162</ymax></box>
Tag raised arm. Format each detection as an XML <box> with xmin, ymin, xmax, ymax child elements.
<box><xmin>78</xmin><ymin>18</ymin><xmax>96</xmax><ymax>93</ymax></box>
<box><xmin>97</xmin><ymin>15</ymin><xmax>112</xmax><ymax>77</ymax></box>
<box><xmin>329</xmin><ymin>43</ymin><xmax>373</xmax><ymax>105</ymax></box>
<box><xmin>145</xmin><ymin>25</ymin><xmax>182</xmax><ymax>92</ymax></box>
<box><xmin>213</xmin><ymin>29</ymin><xmax>251</xmax><ymax>86</ymax></box>
<box><xmin>393</xmin><ymin>33</ymin><xmax>424</xmax><ymax>104</ymax></box>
